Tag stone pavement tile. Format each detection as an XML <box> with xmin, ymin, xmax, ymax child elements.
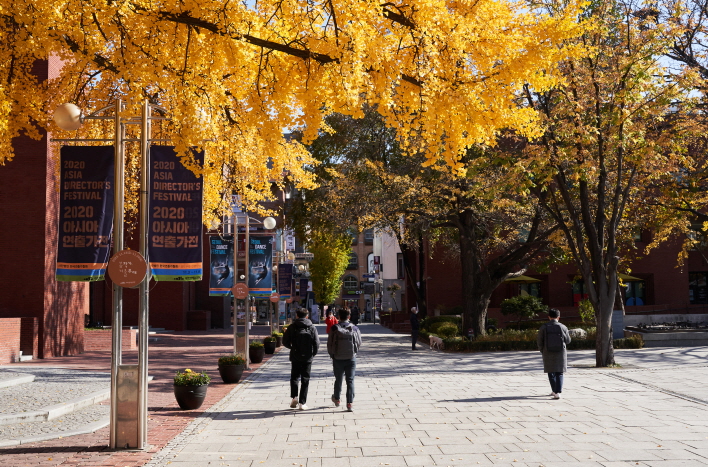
<box><xmin>594</xmin><ymin>449</ymin><xmax>664</xmax><ymax>461</ymax></box>
<box><xmin>567</xmin><ymin>450</ymin><xmax>609</xmax><ymax>462</ymax></box>
<box><xmin>347</xmin><ymin>455</ymin><xmax>408</xmax><ymax>466</ymax></box>
<box><xmin>345</xmin><ymin>438</ymin><xmax>399</xmax><ymax>447</ymax></box>
<box><xmin>333</xmin><ymin>447</ymin><xmax>362</xmax><ymax>457</ymax></box>
<box><xmin>401</xmin><ymin>454</ymin><xmax>435</xmax><ymax>466</ymax></box>
<box><xmin>643</xmin><ymin>461</ymin><xmax>708</xmax><ymax>467</ymax></box>
<box><xmin>360</xmin><ymin>446</ymin><xmax>418</xmax><ymax>456</ymax></box>
<box><xmin>686</xmin><ymin>448</ymin><xmax>708</xmax><ymax>457</ymax></box>
<box><xmin>419</xmin><ymin>436</ymin><xmax>473</xmax><ymax>446</ymax></box>
<box><xmin>318</xmin><ymin>457</ymin><xmax>351</xmax><ymax>467</ymax></box>
<box><xmin>279</xmin><ymin>448</ymin><xmax>337</xmax><ymax>459</ymax></box>
<box><xmin>429</xmin><ymin>453</ymin><xmax>493</xmax><ymax>465</ymax></box>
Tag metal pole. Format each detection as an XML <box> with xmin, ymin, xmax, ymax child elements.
<box><xmin>109</xmin><ymin>99</ymin><xmax>125</xmax><ymax>449</ymax></box>
<box><xmin>244</xmin><ymin>215</ymin><xmax>250</xmax><ymax>369</ymax></box>
<box><xmin>233</xmin><ymin>215</ymin><xmax>238</xmax><ymax>353</ymax></box>
<box><xmin>137</xmin><ymin>100</ymin><xmax>150</xmax><ymax>449</ymax></box>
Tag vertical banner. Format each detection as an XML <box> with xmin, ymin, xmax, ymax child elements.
<box><xmin>278</xmin><ymin>264</ymin><xmax>293</xmax><ymax>300</ymax></box>
<box><xmin>148</xmin><ymin>146</ymin><xmax>204</xmax><ymax>281</ymax></box>
<box><xmin>248</xmin><ymin>235</ymin><xmax>273</xmax><ymax>296</ymax></box>
<box><xmin>56</xmin><ymin>146</ymin><xmax>114</xmax><ymax>282</ymax></box>
<box><xmin>209</xmin><ymin>235</ymin><xmax>233</xmax><ymax>296</ymax></box>
<box><xmin>299</xmin><ymin>278</ymin><xmax>309</xmax><ymax>299</ymax></box>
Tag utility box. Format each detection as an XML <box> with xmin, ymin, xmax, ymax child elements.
<box><xmin>116</xmin><ymin>364</ymin><xmax>139</xmax><ymax>448</ymax></box>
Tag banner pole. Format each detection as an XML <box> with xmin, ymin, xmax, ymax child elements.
<box><xmin>137</xmin><ymin>100</ymin><xmax>150</xmax><ymax>449</ymax></box>
<box><xmin>244</xmin><ymin>215</ymin><xmax>250</xmax><ymax>369</ymax></box>
<box><xmin>109</xmin><ymin>99</ymin><xmax>125</xmax><ymax>449</ymax></box>
<box><xmin>233</xmin><ymin>216</ymin><xmax>238</xmax><ymax>353</ymax></box>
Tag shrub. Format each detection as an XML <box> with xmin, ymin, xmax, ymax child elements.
<box><xmin>421</xmin><ymin>316</ymin><xmax>461</xmax><ymax>333</ymax></box>
<box><xmin>218</xmin><ymin>354</ymin><xmax>246</xmax><ymax>366</ymax></box>
<box><xmin>578</xmin><ymin>299</ymin><xmax>595</xmax><ymax>323</ymax></box>
<box><xmin>249</xmin><ymin>340</ymin><xmax>264</xmax><ymax>349</ymax></box>
<box><xmin>430</xmin><ymin>321</ymin><xmax>459</xmax><ymax>338</ymax></box>
<box><xmin>272</xmin><ymin>331</ymin><xmax>283</xmax><ymax>337</ymax></box>
<box><xmin>174</xmin><ymin>369</ymin><xmax>210</xmax><ymax>386</ymax></box>
<box><xmin>500</xmin><ymin>295</ymin><xmax>548</xmax><ymax>324</ymax></box>
<box><xmin>264</xmin><ymin>336</ymin><xmax>276</xmax><ymax>343</ymax></box>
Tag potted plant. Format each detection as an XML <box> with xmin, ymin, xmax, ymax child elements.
<box><xmin>263</xmin><ymin>336</ymin><xmax>277</xmax><ymax>354</ymax></box>
<box><xmin>217</xmin><ymin>353</ymin><xmax>246</xmax><ymax>384</ymax></box>
<box><xmin>249</xmin><ymin>340</ymin><xmax>265</xmax><ymax>363</ymax></box>
<box><xmin>173</xmin><ymin>369</ymin><xmax>210</xmax><ymax>410</ymax></box>
<box><xmin>272</xmin><ymin>331</ymin><xmax>283</xmax><ymax>347</ymax></box>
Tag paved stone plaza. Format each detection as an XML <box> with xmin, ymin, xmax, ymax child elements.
<box><xmin>145</xmin><ymin>325</ymin><xmax>708</xmax><ymax>467</ymax></box>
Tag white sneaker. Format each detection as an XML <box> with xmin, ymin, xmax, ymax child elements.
<box><xmin>549</xmin><ymin>392</ymin><xmax>556</xmax><ymax>397</ymax></box>
<box><xmin>298</xmin><ymin>403</ymin><xmax>308</xmax><ymax>410</ymax></box>
<box><xmin>290</xmin><ymin>398</ymin><xmax>298</xmax><ymax>408</ymax></box>
<box><xmin>553</xmin><ymin>393</ymin><xmax>561</xmax><ymax>399</ymax></box>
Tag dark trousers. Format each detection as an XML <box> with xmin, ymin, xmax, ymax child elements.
<box><xmin>333</xmin><ymin>358</ymin><xmax>356</xmax><ymax>404</ymax></box>
<box><xmin>548</xmin><ymin>372</ymin><xmax>564</xmax><ymax>394</ymax></box>
<box><xmin>290</xmin><ymin>361</ymin><xmax>312</xmax><ymax>403</ymax></box>
<box><xmin>411</xmin><ymin>330</ymin><xmax>419</xmax><ymax>349</ymax></box>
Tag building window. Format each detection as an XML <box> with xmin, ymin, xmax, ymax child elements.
<box><xmin>343</xmin><ymin>275</ymin><xmax>358</xmax><ymax>291</ymax></box>
<box><xmin>349</xmin><ymin>228</ymin><xmax>358</xmax><ymax>245</ymax></box>
<box><xmin>689</xmin><ymin>272</ymin><xmax>708</xmax><ymax>304</ymax></box>
<box><xmin>364</xmin><ymin>229</ymin><xmax>374</xmax><ymax>245</ymax></box>
<box><xmin>623</xmin><ymin>280</ymin><xmax>645</xmax><ymax>306</ymax></box>
<box><xmin>572</xmin><ymin>280</ymin><xmax>588</xmax><ymax>307</ymax></box>
<box><xmin>347</xmin><ymin>252</ymin><xmax>358</xmax><ymax>270</ymax></box>
<box><xmin>397</xmin><ymin>253</ymin><xmax>405</xmax><ymax>279</ymax></box>
<box><xmin>520</xmin><ymin>283</ymin><xmax>541</xmax><ymax>298</ymax></box>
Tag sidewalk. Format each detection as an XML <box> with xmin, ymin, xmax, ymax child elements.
<box><xmin>2</xmin><ymin>324</ymin><xmax>708</xmax><ymax>466</ymax></box>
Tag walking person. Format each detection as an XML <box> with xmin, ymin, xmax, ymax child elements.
<box><xmin>537</xmin><ymin>308</ymin><xmax>571</xmax><ymax>399</ymax></box>
<box><xmin>325</xmin><ymin>309</ymin><xmax>339</xmax><ymax>334</ymax></box>
<box><xmin>283</xmin><ymin>308</ymin><xmax>320</xmax><ymax>410</ymax></box>
<box><xmin>410</xmin><ymin>307</ymin><xmax>419</xmax><ymax>350</ymax></box>
<box><xmin>350</xmin><ymin>305</ymin><xmax>360</xmax><ymax>325</ymax></box>
<box><xmin>328</xmin><ymin>308</ymin><xmax>362</xmax><ymax>412</ymax></box>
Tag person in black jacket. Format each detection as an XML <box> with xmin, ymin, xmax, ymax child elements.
<box><xmin>283</xmin><ymin>308</ymin><xmax>320</xmax><ymax>410</ymax></box>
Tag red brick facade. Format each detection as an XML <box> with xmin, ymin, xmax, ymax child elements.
<box><xmin>0</xmin><ymin>318</ymin><xmax>22</xmax><ymax>363</ymax></box>
<box><xmin>83</xmin><ymin>328</ymin><xmax>137</xmax><ymax>352</ymax></box>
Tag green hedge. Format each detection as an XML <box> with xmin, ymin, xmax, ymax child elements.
<box><xmin>437</xmin><ymin>335</ymin><xmax>644</xmax><ymax>352</ymax></box>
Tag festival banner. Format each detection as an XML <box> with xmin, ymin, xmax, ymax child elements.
<box><xmin>277</xmin><ymin>263</ymin><xmax>293</xmax><ymax>300</ymax></box>
<box><xmin>148</xmin><ymin>146</ymin><xmax>204</xmax><ymax>281</ymax></box>
<box><xmin>248</xmin><ymin>235</ymin><xmax>273</xmax><ymax>296</ymax></box>
<box><xmin>209</xmin><ymin>235</ymin><xmax>234</xmax><ymax>296</ymax></box>
<box><xmin>56</xmin><ymin>146</ymin><xmax>114</xmax><ymax>282</ymax></box>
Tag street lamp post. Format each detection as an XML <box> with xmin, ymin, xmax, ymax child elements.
<box><xmin>54</xmin><ymin>99</ymin><xmax>167</xmax><ymax>450</ymax></box>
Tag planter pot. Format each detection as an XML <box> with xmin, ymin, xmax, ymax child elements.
<box><xmin>264</xmin><ymin>340</ymin><xmax>276</xmax><ymax>354</ymax></box>
<box><xmin>218</xmin><ymin>363</ymin><xmax>245</xmax><ymax>384</ymax></box>
<box><xmin>249</xmin><ymin>346</ymin><xmax>265</xmax><ymax>363</ymax></box>
<box><xmin>173</xmin><ymin>384</ymin><xmax>208</xmax><ymax>410</ymax></box>
<box><xmin>275</xmin><ymin>336</ymin><xmax>283</xmax><ymax>347</ymax></box>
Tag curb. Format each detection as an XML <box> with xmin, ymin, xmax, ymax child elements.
<box><xmin>0</xmin><ymin>418</ymin><xmax>110</xmax><ymax>448</ymax></box>
<box><xmin>0</xmin><ymin>373</ymin><xmax>35</xmax><ymax>389</ymax></box>
<box><xmin>0</xmin><ymin>388</ymin><xmax>110</xmax><ymax>426</ymax></box>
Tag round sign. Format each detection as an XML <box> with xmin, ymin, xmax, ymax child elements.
<box><xmin>107</xmin><ymin>249</ymin><xmax>147</xmax><ymax>288</ymax></box>
<box><xmin>286</xmin><ymin>298</ymin><xmax>293</xmax><ymax>304</ymax></box>
<box><xmin>232</xmin><ymin>283</ymin><xmax>249</xmax><ymax>300</ymax></box>
<box><xmin>269</xmin><ymin>293</ymin><xmax>280</xmax><ymax>303</ymax></box>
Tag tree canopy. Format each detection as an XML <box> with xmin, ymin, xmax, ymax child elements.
<box><xmin>1</xmin><ymin>0</ymin><xmax>583</xmax><ymax>215</ymax></box>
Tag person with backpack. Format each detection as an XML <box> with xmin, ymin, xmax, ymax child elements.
<box><xmin>283</xmin><ymin>308</ymin><xmax>320</xmax><ymax>410</ymax></box>
<box><xmin>327</xmin><ymin>308</ymin><xmax>362</xmax><ymax>412</ymax></box>
<box><xmin>537</xmin><ymin>308</ymin><xmax>572</xmax><ymax>399</ymax></box>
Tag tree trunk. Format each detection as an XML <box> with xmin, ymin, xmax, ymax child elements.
<box><xmin>593</xmin><ymin>280</ymin><xmax>616</xmax><ymax>367</ymax></box>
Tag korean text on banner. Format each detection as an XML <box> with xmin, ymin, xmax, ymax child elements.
<box><xmin>209</xmin><ymin>235</ymin><xmax>234</xmax><ymax>296</ymax></box>
<box><xmin>248</xmin><ymin>235</ymin><xmax>273</xmax><ymax>296</ymax></box>
<box><xmin>148</xmin><ymin>146</ymin><xmax>204</xmax><ymax>281</ymax></box>
<box><xmin>277</xmin><ymin>264</ymin><xmax>293</xmax><ymax>299</ymax></box>
<box><xmin>56</xmin><ymin>146</ymin><xmax>115</xmax><ymax>282</ymax></box>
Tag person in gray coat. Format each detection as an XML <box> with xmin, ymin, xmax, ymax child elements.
<box><xmin>537</xmin><ymin>308</ymin><xmax>571</xmax><ymax>399</ymax></box>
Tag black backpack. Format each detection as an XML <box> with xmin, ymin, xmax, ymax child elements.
<box><xmin>545</xmin><ymin>323</ymin><xmax>564</xmax><ymax>352</ymax></box>
<box><xmin>291</xmin><ymin>325</ymin><xmax>315</xmax><ymax>360</ymax></box>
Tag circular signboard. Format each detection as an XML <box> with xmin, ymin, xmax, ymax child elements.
<box><xmin>285</xmin><ymin>298</ymin><xmax>293</xmax><ymax>304</ymax></box>
<box><xmin>269</xmin><ymin>293</ymin><xmax>280</xmax><ymax>303</ymax></box>
<box><xmin>107</xmin><ymin>249</ymin><xmax>147</xmax><ymax>288</ymax></box>
<box><xmin>232</xmin><ymin>283</ymin><xmax>249</xmax><ymax>300</ymax></box>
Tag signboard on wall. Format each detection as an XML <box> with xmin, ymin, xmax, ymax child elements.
<box><xmin>209</xmin><ymin>235</ymin><xmax>234</xmax><ymax>296</ymax></box>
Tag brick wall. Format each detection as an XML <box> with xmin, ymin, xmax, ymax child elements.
<box><xmin>83</xmin><ymin>328</ymin><xmax>137</xmax><ymax>352</ymax></box>
<box><xmin>0</xmin><ymin>319</ymin><xmax>22</xmax><ymax>364</ymax></box>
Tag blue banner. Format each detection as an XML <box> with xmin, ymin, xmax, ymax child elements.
<box><xmin>248</xmin><ymin>235</ymin><xmax>273</xmax><ymax>295</ymax></box>
<box><xmin>278</xmin><ymin>263</ymin><xmax>293</xmax><ymax>299</ymax></box>
<box><xmin>148</xmin><ymin>146</ymin><xmax>204</xmax><ymax>281</ymax></box>
<box><xmin>209</xmin><ymin>235</ymin><xmax>234</xmax><ymax>296</ymax></box>
<box><xmin>56</xmin><ymin>146</ymin><xmax>114</xmax><ymax>282</ymax></box>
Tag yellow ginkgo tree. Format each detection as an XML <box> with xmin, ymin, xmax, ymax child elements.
<box><xmin>0</xmin><ymin>0</ymin><xmax>584</xmax><ymax>215</ymax></box>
